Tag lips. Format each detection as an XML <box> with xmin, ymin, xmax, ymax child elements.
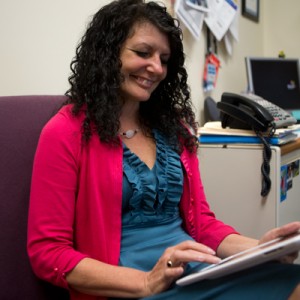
<box><xmin>134</xmin><ymin>75</ymin><xmax>155</xmax><ymax>89</ymax></box>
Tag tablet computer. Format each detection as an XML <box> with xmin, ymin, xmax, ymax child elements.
<box><xmin>176</xmin><ymin>231</ymin><xmax>300</xmax><ymax>286</ymax></box>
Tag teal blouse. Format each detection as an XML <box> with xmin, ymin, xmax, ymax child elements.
<box><xmin>119</xmin><ymin>130</ymin><xmax>194</xmax><ymax>271</ymax></box>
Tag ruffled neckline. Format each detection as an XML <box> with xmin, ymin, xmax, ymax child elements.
<box><xmin>122</xmin><ymin>130</ymin><xmax>183</xmax><ymax>226</ymax></box>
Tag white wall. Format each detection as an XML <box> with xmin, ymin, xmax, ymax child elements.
<box><xmin>0</xmin><ymin>0</ymin><xmax>299</xmax><ymax>124</ymax></box>
<box><xmin>0</xmin><ymin>0</ymin><xmax>108</xmax><ymax>95</ymax></box>
<box><xmin>263</xmin><ymin>0</ymin><xmax>300</xmax><ymax>58</ymax></box>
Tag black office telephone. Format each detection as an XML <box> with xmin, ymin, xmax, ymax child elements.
<box><xmin>217</xmin><ymin>92</ymin><xmax>297</xmax><ymax>132</ymax></box>
<box><xmin>216</xmin><ymin>92</ymin><xmax>297</xmax><ymax>197</ymax></box>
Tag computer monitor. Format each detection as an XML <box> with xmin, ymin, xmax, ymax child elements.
<box><xmin>245</xmin><ymin>57</ymin><xmax>300</xmax><ymax>110</ymax></box>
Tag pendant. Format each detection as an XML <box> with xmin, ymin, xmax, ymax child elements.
<box><xmin>120</xmin><ymin>129</ymin><xmax>139</xmax><ymax>139</ymax></box>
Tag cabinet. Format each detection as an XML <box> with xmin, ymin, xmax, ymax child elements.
<box><xmin>198</xmin><ymin>139</ymin><xmax>300</xmax><ymax>261</ymax></box>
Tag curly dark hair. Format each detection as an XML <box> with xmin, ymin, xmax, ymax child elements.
<box><xmin>66</xmin><ymin>0</ymin><xmax>198</xmax><ymax>152</ymax></box>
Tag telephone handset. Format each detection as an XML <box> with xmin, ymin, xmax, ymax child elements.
<box><xmin>217</xmin><ymin>92</ymin><xmax>297</xmax><ymax>132</ymax></box>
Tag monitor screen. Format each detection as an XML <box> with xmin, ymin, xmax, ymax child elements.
<box><xmin>245</xmin><ymin>57</ymin><xmax>300</xmax><ymax>110</ymax></box>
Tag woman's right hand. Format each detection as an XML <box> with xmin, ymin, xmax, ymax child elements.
<box><xmin>143</xmin><ymin>240</ymin><xmax>221</xmax><ymax>296</ymax></box>
<box><xmin>66</xmin><ymin>241</ymin><xmax>220</xmax><ymax>298</ymax></box>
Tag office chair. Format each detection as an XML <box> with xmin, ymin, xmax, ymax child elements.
<box><xmin>204</xmin><ymin>96</ymin><xmax>221</xmax><ymax>123</ymax></box>
<box><xmin>0</xmin><ymin>95</ymin><xmax>70</xmax><ymax>300</ymax></box>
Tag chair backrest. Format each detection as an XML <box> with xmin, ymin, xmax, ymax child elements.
<box><xmin>204</xmin><ymin>96</ymin><xmax>221</xmax><ymax>123</ymax></box>
<box><xmin>0</xmin><ymin>95</ymin><xmax>70</xmax><ymax>300</ymax></box>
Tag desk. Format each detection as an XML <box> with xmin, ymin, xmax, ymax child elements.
<box><xmin>281</xmin><ymin>137</ymin><xmax>300</xmax><ymax>155</ymax></box>
<box><xmin>198</xmin><ymin>139</ymin><xmax>300</xmax><ymax>263</ymax></box>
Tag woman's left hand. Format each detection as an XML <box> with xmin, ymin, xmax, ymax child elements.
<box><xmin>258</xmin><ymin>221</ymin><xmax>300</xmax><ymax>264</ymax></box>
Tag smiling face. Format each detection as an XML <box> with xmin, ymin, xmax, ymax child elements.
<box><xmin>119</xmin><ymin>22</ymin><xmax>171</xmax><ymax>104</ymax></box>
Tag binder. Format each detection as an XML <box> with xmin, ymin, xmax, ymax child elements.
<box><xmin>199</xmin><ymin>133</ymin><xmax>298</xmax><ymax>145</ymax></box>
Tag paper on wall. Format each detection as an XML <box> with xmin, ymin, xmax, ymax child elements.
<box><xmin>224</xmin><ymin>4</ymin><xmax>239</xmax><ymax>56</ymax></box>
<box><xmin>204</xmin><ymin>0</ymin><xmax>238</xmax><ymax>41</ymax></box>
<box><xmin>229</xmin><ymin>2</ymin><xmax>239</xmax><ymax>42</ymax></box>
<box><xmin>224</xmin><ymin>32</ymin><xmax>233</xmax><ymax>56</ymax></box>
<box><xmin>175</xmin><ymin>0</ymin><xmax>209</xmax><ymax>40</ymax></box>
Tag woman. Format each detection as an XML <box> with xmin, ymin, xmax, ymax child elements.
<box><xmin>27</xmin><ymin>0</ymin><xmax>300</xmax><ymax>299</ymax></box>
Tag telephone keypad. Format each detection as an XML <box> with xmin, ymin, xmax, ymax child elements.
<box><xmin>245</xmin><ymin>93</ymin><xmax>296</xmax><ymax>128</ymax></box>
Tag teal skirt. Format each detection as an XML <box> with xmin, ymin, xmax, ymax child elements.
<box><xmin>142</xmin><ymin>262</ymin><xmax>300</xmax><ymax>300</ymax></box>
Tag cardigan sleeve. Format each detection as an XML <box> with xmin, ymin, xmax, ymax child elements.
<box><xmin>27</xmin><ymin>106</ymin><xmax>89</xmax><ymax>289</ymax></box>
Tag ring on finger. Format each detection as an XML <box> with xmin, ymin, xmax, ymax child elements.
<box><xmin>167</xmin><ymin>260</ymin><xmax>173</xmax><ymax>268</ymax></box>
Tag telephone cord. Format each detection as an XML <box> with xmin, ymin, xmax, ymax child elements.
<box><xmin>255</xmin><ymin>123</ymin><xmax>276</xmax><ymax>197</ymax></box>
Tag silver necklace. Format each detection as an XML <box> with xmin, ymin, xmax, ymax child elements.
<box><xmin>119</xmin><ymin>128</ymin><xmax>139</xmax><ymax>139</ymax></box>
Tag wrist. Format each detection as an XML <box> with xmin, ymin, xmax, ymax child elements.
<box><xmin>142</xmin><ymin>272</ymin><xmax>155</xmax><ymax>298</ymax></box>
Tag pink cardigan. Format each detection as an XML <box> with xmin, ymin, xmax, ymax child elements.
<box><xmin>27</xmin><ymin>105</ymin><xmax>237</xmax><ymax>300</ymax></box>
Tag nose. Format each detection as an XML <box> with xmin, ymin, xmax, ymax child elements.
<box><xmin>147</xmin><ymin>54</ymin><xmax>166</xmax><ymax>76</ymax></box>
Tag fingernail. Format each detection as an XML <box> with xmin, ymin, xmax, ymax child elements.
<box><xmin>207</xmin><ymin>248</ymin><xmax>216</xmax><ymax>255</ymax></box>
